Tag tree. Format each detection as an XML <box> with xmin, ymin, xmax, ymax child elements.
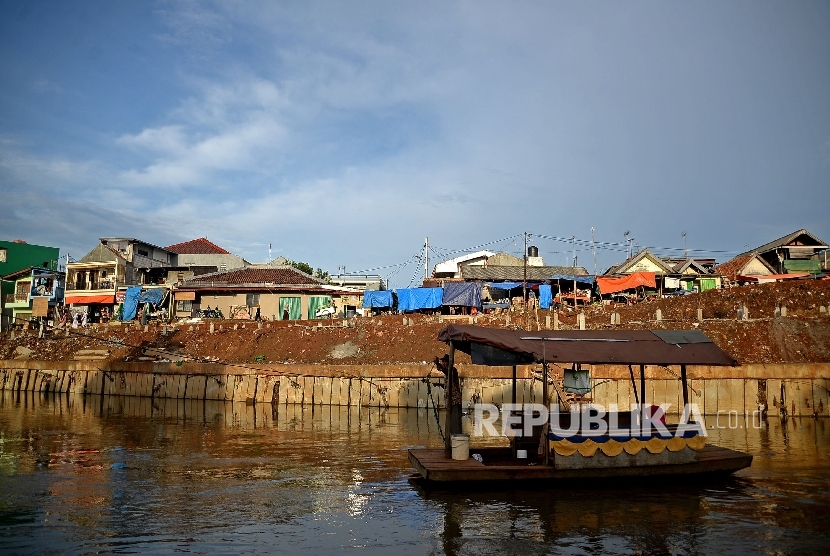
<box><xmin>285</xmin><ymin>260</ymin><xmax>329</xmax><ymax>282</ymax></box>
<box><xmin>286</xmin><ymin>260</ymin><xmax>314</xmax><ymax>275</ymax></box>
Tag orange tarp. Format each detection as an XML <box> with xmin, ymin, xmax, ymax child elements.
<box><xmin>64</xmin><ymin>295</ymin><xmax>115</xmax><ymax>305</ymax></box>
<box><xmin>596</xmin><ymin>272</ymin><xmax>656</xmax><ymax>295</ymax></box>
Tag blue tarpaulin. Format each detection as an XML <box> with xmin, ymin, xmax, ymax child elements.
<box><xmin>395</xmin><ymin>288</ymin><xmax>443</xmax><ymax>311</ymax></box>
<box><xmin>121</xmin><ymin>286</ymin><xmax>142</xmax><ymax>321</ymax></box>
<box><xmin>548</xmin><ymin>274</ymin><xmax>596</xmax><ymax>284</ymax></box>
<box><xmin>485</xmin><ymin>282</ymin><xmax>524</xmax><ymax>290</ymax></box>
<box><xmin>539</xmin><ymin>284</ymin><xmax>553</xmax><ymax>309</ymax></box>
<box><xmin>362</xmin><ymin>290</ymin><xmax>393</xmax><ymax>308</ymax></box>
<box><xmin>442</xmin><ymin>282</ymin><xmax>482</xmax><ymax>307</ymax></box>
<box><xmin>137</xmin><ymin>288</ymin><xmax>165</xmax><ymax>306</ymax></box>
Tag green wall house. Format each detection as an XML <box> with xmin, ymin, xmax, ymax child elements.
<box><xmin>1</xmin><ymin>240</ymin><xmax>60</xmax><ymax>329</ymax></box>
<box><xmin>2</xmin><ymin>267</ymin><xmax>66</xmax><ymax>326</ymax></box>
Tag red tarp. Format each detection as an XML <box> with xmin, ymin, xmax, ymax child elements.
<box><xmin>64</xmin><ymin>295</ymin><xmax>115</xmax><ymax>305</ymax></box>
<box><xmin>596</xmin><ymin>272</ymin><xmax>656</xmax><ymax>295</ymax></box>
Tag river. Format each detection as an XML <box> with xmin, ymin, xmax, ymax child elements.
<box><xmin>1</xmin><ymin>392</ymin><xmax>829</xmax><ymax>555</ymax></box>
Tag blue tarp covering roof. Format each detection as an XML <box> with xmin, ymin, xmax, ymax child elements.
<box><xmin>539</xmin><ymin>284</ymin><xmax>553</xmax><ymax>309</ymax></box>
<box><xmin>442</xmin><ymin>282</ymin><xmax>482</xmax><ymax>307</ymax></box>
<box><xmin>137</xmin><ymin>288</ymin><xmax>165</xmax><ymax>306</ymax></box>
<box><xmin>395</xmin><ymin>288</ymin><xmax>443</xmax><ymax>311</ymax></box>
<box><xmin>362</xmin><ymin>290</ymin><xmax>393</xmax><ymax>308</ymax></box>
<box><xmin>548</xmin><ymin>274</ymin><xmax>596</xmax><ymax>284</ymax></box>
<box><xmin>485</xmin><ymin>282</ymin><xmax>524</xmax><ymax>290</ymax></box>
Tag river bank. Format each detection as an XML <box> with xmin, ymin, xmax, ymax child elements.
<box><xmin>1</xmin><ymin>390</ymin><xmax>829</xmax><ymax>555</ymax></box>
<box><xmin>2</xmin><ymin>359</ymin><xmax>829</xmax><ymax>417</ymax></box>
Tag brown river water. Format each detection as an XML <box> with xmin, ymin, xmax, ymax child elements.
<box><xmin>1</xmin><ymin>391</ymin><xmax>829</xmax><ymax>555</ymax></box>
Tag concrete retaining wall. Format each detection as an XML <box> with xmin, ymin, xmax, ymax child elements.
<box><xmin>1</xmin><ymin>360</ymin><xmax>828</xmax><ymax>417</ymax></box>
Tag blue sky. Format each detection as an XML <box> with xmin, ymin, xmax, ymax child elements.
<box><xmin>1</xmin><ymin>1</ymin><xmax>828</xmax><ymax>286</ymax></box>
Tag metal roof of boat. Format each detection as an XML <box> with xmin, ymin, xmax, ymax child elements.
<box><xmin>437</xmin><ymin>324</ymin><xmax>738</xmax><ymax>366</ymax></box>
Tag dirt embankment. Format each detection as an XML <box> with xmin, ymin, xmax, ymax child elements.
<box><xmin>1</xmin><ymin>281</ymin><xmax>829</xmax><ymax>366</ymax></box>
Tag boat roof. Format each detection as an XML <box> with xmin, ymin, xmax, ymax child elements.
<box><xmin>437</xmin><ymin>324</ymin><xmax>737</xmax><ymax>366</ymax></box>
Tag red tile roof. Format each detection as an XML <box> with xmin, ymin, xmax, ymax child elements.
<box><xmin>165</xmin><ymin>238</ymin><xmax>231</xmax><ymax>255</ymax></box>
<box><xmin>181</xmin><ymin>266</ymin><xmax>324</xmax><ymax>287</ymax></box>
<box><xmin>715</xmin><ymin>253</ymin><xmax>774</xmax><ymax>277</ymax></box>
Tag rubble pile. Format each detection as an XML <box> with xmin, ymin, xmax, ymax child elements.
<box><xmin>1</xmin><ymin>281</ymin><xmax>828</xmax><ymax>366</ymax></box>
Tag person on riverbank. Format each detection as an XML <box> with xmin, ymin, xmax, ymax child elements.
<box><xmin>434</xmin><ymin>354</ymin><xmax>462</xmax><ymax>435</ymax></box>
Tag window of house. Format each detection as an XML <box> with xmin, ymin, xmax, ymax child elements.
<box><xmin>137</xmin><ymin>248</ymin><xmax>149</xmax><ymax>257</ymax></box>
<box><xmin>246</xmin><ymin>293</ymin><xmax>260</xmax><ymax>307</ymax></box>
<box><xmin>220</xmin><ymin>264</ymin><xmax>227</xmax><ymax>272</ymax></box>
<box><xmin>0</xmin><ymin>248</ymin><xmax>7</xmax><ymax>262</ymax></box>
<box><xmin>176</xmin><ymin>300</ymin><xmax>193</xmax><ymax>312</ymax></box>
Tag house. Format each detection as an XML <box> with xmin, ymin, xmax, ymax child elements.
<box><xmin>667</xmin><ymin>258</ymin><xmax>721</xmax><ymax>292</ymax></box>
<box><xmin>433</xmin><ymin>251</ymin><xmax>495</xmax><ymax>278</ymax></box>
<box><xmin>742</xmin><ymin>229</ymin><xmax>828</xmax><ymax>275</ymax></box>
<box><xmin>715</xmin><ymin>253</ymin><xmax>777</xmax><ymax>283</ymax></box>
<box><xmin>460</xmin><ymin>264</ymin><xmax>590</xmax><ymax>304</ymax></box>
<box><xmin>604</xmin><ymin>250</ymin><xmax>721</xmax><ymax>292</ymax></box>
<box><xmin>0</xmin><ymin>239</ymin><xmax>61</xmax><ymax>331</ymax></box>
<box><xmin>64</xmin><ymin>238</ymin><xmax>179</xmax><ymax>322</ymax></box>
<box><xmin>330</xmin><ymin>274</ymin><xmax>386</xmax><ymax>291</ymax></box>
<box><xmin>173</xmin><ymin>266</ymin><xmax>361</xmax><ymax>321</ymax></box>
<box><xmin>164</xmin><ymin>237</ymin><xmax>249</xmax><ymax>276</ymax></box>
<box><xmin>2</xmin><ymin>267</ymin><xmax>65</xmax><ymax>326</ymax></box>
<box><xmin>604</xmin><ymin>249</ymin><xmax>674</xmax><ymax>276</ymax></box>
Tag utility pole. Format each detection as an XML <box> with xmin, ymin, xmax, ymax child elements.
<box><xmin>683</xmin><ymin>231</ymin><xmax>687</xmax><ymax>259</ymax></box>
<box><xmin>522</xmin><ymin>232</ymin><xmax>528</xmax><ymax>302</ymax></box>
<box><xmin>424</xmin><ymin>237</ymin><xmax>429</xmax><ymax>281</ymax></box>
<box><xmin>624</xmin><ymin>230</ymin><xmax>630</xmax><ymax>259</ymax></box>
<box><xmin>591</xmin><ymin>227</ymin><xmax>596</xmax><ymax>276</ymax></box>
<box><xmin>572</xmin><ymin>236</ymin><xmax>577</xmax><ymax>308</ymax></box>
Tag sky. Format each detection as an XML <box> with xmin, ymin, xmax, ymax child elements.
<box><xmin>1</xmin><ymin>0</ymin><xmax>828</xmax><ymax>287</ymax></box>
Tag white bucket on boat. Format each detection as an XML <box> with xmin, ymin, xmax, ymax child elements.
<box><xmin>451</xmin><ymin>434</ymin><xmax>470</xmax><ymax>460</ymax></box>
<box><xmin>516</xmin><ymin>449</ymin><xmax>528</xmax><ymax>459</ymax></box>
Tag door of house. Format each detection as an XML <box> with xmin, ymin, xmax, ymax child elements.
<box><xmin>279</xmin><ymin>297</ymin><xmax>301</xmax><ymax>320</ymax></box>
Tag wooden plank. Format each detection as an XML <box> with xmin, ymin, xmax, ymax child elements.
<box><xmin>703</xmin><ymin>379</ymin><xmax>718</xmax><ymax>415</ymax></box>
<box><xmin>186</xmin><ymin>375</ymin><xmax>208</xmax><ymax>401</ymax></box>
<box><xmin>256</xmin><ymin>375</ymin><xmax>279</xmax><ymax>404</ymax></box>
<box><xmin>814</xmin><ymin>379</ymin><xmax>830</xmax><ymax>417</ymax></box>
<box><xmin>297</xmin><ymin>376</ymin><xmax>310</xmax><ymax>405</ymax></box>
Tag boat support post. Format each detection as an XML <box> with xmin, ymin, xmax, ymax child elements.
<box><xmin>640</xmin><ymin>364</ymin><xmax>646</xmax><ymax>411</ymax></box>
<box><xmin>628</xmin><ymin>365</ymin><xmax>639</xmax><ymax>406</ymax></box>
<box><xmin>681</xmin><ymin>364</ymin><xmax>689</xmax><ymax>408</ymax></box>
<box><xmin>444</xmin><ymin>341</ymin><xmax>456</xmax><ymax>455</ymax></box>
<box><xmin>512</xmin><ymin>364</ymin><xmax>517</xmax><ymax>459</ymax></box>
<box><xmin>543</xmin><ymin>361</ymin><xmax>549</xmax><ymax>466</ymax></box>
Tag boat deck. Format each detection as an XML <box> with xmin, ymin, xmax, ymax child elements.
<box><xmin>408</xmin><ymin>445</ymin><xmax>752</xmax><ymax>483</ymax></box>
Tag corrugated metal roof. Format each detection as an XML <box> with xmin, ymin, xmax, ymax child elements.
<box><xmin>461</xmin><ymin>265</ymin><xmax>588</xmax><ymax>281</ymax></box>
<box><xmin>181</xmin><ymin>265</ymin><xmax>324</xmax><ymax>287</ymax></box>
<box><xmin>78</xmin><ymin>244</ymin><xmax>125</xmax><ymax>263</ymax></box>
<box><xmin>739</xmin><ymin>229</ymin><xmax>828</xmax><ymax>257</ymax></box>
<box><xmin>438</xmin><ymin>324</ymin><xmax>738</xmax><ymax>366</ymax></box>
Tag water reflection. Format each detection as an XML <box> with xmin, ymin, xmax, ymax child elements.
<box><xmin>1</xmin><ymin>390</ymin><xmax>829</xmax><ymax>555</ymax></box>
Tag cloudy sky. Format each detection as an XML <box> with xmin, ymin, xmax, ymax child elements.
<box><xmin>1</xmin><ymin>1</ymin><xmax>828</xmax><ymax>286</ymax></box>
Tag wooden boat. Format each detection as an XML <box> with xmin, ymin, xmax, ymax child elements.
<box><xmin>408</xmin><ymin>325</ymin><xmax>753</xmax><ymax>484</ymax></box>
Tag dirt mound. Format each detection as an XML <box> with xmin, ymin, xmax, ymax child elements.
<box><xmin>1</xmin><ymin>281</ymin><xmax>828</xmax><ymax>366</ymax></box>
